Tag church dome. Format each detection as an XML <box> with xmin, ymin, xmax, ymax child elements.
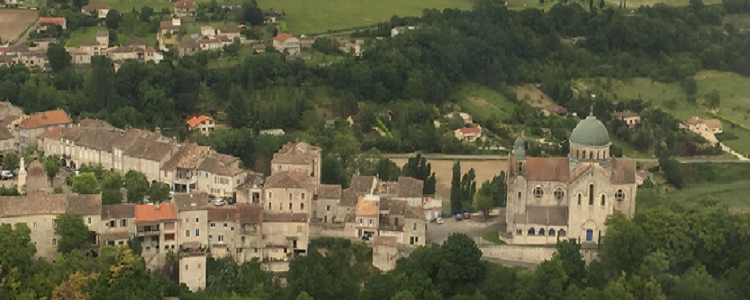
<box><xmin>514</xmin><ymin>136</ymin><xmax>524</xmax><ymax>148</ymax></box>
<box><xmin>570</xmin><ymin>115</ymin><xmax>610</xmax><ymax>147</ymax></box>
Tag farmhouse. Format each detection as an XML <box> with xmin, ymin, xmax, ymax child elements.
<box><xmin>187</xmin><ymin>115</ymin><xmax>215</xmax><ymax>136</ymax></box>
<box><xmin>18</xmin><ymin>109</ymin><xmax>72</xmax><ymax>148</ymax></box>
<box><xmin>272</xmin><ymin>33</ymin><xmax>300</xmax><ymax>56</ymax></box>
<box><xmin>81</xmin><ymin>3</ymin><xmax>111</xmax><ymax>18</ymax></box>
<box><xmin>37</xmin><ymin>17</ymin><xmax>66</xmax><ymax>33</ymax></box>
<box><xmin>612</xmin><ymin>111</ymin><xmax>640</xmax><ymax>128</ymax></box>
<box><xmin>454</xmin><ymin>125</ymin><xmax>482</xmax><ymax>142</ymax></box>
<box><xmin>174</xmin><ymin>0</ymin><xmax>197</xmax><ymax>17</ymax></box>
<box><xmin>217</xmin><ymin>27</ymin><xmax>241</xmax><ymax>40</ymax></box>
<box><xmin>684</xmin><ymin>116</ymin><xmax>722</xmax><ymax>135</ymax></box>
<box><xmin>160</xmin><ymin>18</ymin><xmax>182</xmax><ymax>35</ymax></box>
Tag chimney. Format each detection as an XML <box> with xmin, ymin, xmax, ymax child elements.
<box><xmin>155</xmin><ymin>204</ymin><xmax>160</xmax><ymax>210</ymax></box>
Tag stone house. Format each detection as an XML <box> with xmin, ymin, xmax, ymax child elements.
<box><xmin>234</xmin><ymin>172</ymin><xmax>265</xmax><ymax>205</ymax></box>
<box><xmin>207</xmin><ymin>206</ymin><xmax>238</xmax><ymax>259</ymax></box>
<box><xmin>233</xmin><ymin>205</ymin><xmax>264</xmax><ymax>262</ymax></box>
<box><xmin>134</xmin><ymin>203</ymin><xmax>178</xmax><ymax>263</ymax></box>
<box><xmin>178</xmin><ymin>39</ymin><xmax>200</xmax><ymax>57</ymax></box>
<box><xmin>18</xmin><ymin>109</ymin><xmax>72</xmax><ymax>148</ymax></box>
<box><xmin>270</xmin><ymin>141</ymin><xmax>322</xmax><ymax>184</ymax></box>
<box><xmin>272</xmin><ymin>33</ymin><xmax>300</xmax><ymax>56</ymax></box>
<box><xmin>198</xmin><ymin>38</ymin><xmax>221</xmax><ymax>51</ymax></box>
<box><xmin>123</xmin><ymin>133</ymin><xmax>176</xmax><ymax>184</ymax></box>
<box><xmin>613</xmin><ymin>111</ymin><xmax>640</xmax><ymax>128</ymax></box>
<box><xmin>40</xmin><ymin>124</ymin><xmax>141</xmax><ymax>170</ymax></box>
<box><xmin>100</xmin><ymin>203</ymin><xmax>136</xmax><ymax>246</ymax></box>
<box><xmin>217</xmin><ymin>28</ymin><xmax>241</xmax><ymax>40</ymax></box>
<box><xmin>96</xmin><ymin>30</ymin><xmax>109</xmax><ymax>47</ymax></box>
<box><xmin>315</xmin><ymin>184</ymin><xmax>342</xmax><ymax>224</ymax></box>
<box><xmin>81</xmin><ymin>3</ymin><xmax>111</xmax><ymax>18</ymax></box>
<box><xmin>187</xmin><ymin>115</ymin><xmax>215</xmax><ymax>136</ymax></box>
<box><xmin>160</xmin><ymin>18</ymin><xmax>181</xmax><ymax>35</ymax></box>
<box><xmin>354</xmin><ymin>195</ymin><xmax>379</xmax><ymax>239</ymax></box>
<box><xmin>261</xmin><ymin>212</ymin><xmax>308</xmax><ymax>263</ymax></box>
<box><xmin>174</xmin><ymin>193</ymin><xmax>209</xmax><ymax>252</ymax></box>
<box><xmin>37</xmin><ymin>18</ymin><xmax>67</xmax><ymax>33</ymax></box>
<box><xmin>685</xmin><ymin>116</ymin><xmax>723</xmax><ymax>135</ymax></box>
<box><xmin>201</xmin><ymin>26</ymin><xmax>216</xmax><ymax>38</ymax></box>
<box><xmin>372</xmin><ymin>236</ymin><xmax>399</xmax><ymax>271</ymax></box>
<box><xmin>174</xmin><ymin>0</ymin><xmax>197</xmax><ymax>17</ymax></box>
<box><xmin>453</xmin><ymin>125</ymin><xmax>482</xmax><ymax>142</ymax></box>
<box><xmin>161</xmin><ymin>144</ymin><xmax>210</xmax><ymax>193</ymax></box>
<box><xmin>504</xmin><ymin>115</ymin><xmax>637</xmax><ymax>245</ymax></box>
<box><xmin>196</xmin><ymin>152</ymin><xmax>246</xmax><ymax>199</ymax></box>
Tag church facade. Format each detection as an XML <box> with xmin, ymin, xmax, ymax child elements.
<box><xmin>502</xmin><ymin>115</ymin><xmax>637</xmax><ymax>245</ymax></box>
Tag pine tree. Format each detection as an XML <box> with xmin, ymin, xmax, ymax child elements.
<box><xmin>450</xmin><ymin>161</ymin><xmax>462</xmax><ymax>212</ymax></box>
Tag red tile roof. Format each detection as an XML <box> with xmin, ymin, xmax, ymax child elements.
<box><xmin>273</xmin><ymin>33</ymin><xmax>294</xmax><ymax>42</ymax></box>
<box><xmin>459</xmin><ymin>127</ymin><xmax>481</xmax><ymax>136</ymax></box>
<box><xmin>38</xmin><ymin>17</ymin><xmax>67</xmax><ymax>26</ymax></box>
<box><xmin>187</xmin><ymin>115</ymin><xmax>213</xmax><ymax>128</ymax></box>
<box><xmin>41</xmin><ymin>126</ymin><xmax>63</xmax><ymax>139</ymax></box>
<box><xmin>174</xmin><ymin>0</ymin><xmax>196</xmax><ymax>9</ymax></box>
<box><xmin>135</xmin><ymin>204</ymin><xmax>177</xmax><ymax>223</ymax></box>
<box><xmin>525</xmin><ymin>157</ymin><xmax>569</xmax><ymax>182</ymax></box>
<box><xmin>160</xmin><ymin>21</ymin><xmax>180</xmax><ymax>30</ymax></box>
<box><xmin>19</xmin><ymin>109</ymin><xmax>72</xmax><ymax>129</ymax></box>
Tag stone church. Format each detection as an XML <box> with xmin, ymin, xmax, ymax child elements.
<box><xmin>503</xmin><ymin>115</ymin><xmax>637</xmax><ymax>245</ymax></box>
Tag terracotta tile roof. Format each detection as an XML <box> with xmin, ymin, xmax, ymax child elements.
<box><xmin>405</xmin><ymin>206</ymin><xmax>424</xmax><ymax>220</ymax></box>
<box><xmin>207</xmin><ymin>206</ymin><xmax>236</xmax><ymax>222</ymax></box>
<box><xmin>273</xmin><ymin>33</ymin><xmax>294</xmax><ymax>42</ymax></box>
<box><xmin>0</xmin><ymin>192</ymin><xmax>67</xmax><ymax>217</ymax></box>
<box><xmin>545</xmin><ymin>105</ymin><xmax>568</xmax><ymax>115</ymax></box>
<box><xmin>355</xmin><ymin>199</ymin><xmax>379</xmax><ymax>216</ymax></box>
<box><xmin>216</xmin><ymin>153</ymin><xmax>238</xmax><ymax>165</ymax></box>
<box><xmin>373</xmin><ymin>236</ymin><xmax>398</xmax><ymax>247</ymax></box>
<box><xmin>264</xmin><ymin>171</ymin><xmax>315</xmax><ymax>190</ymax></box>
<box><xmin>46</xmin><ymin>126</ymin><xmax>140</xmax><ymax>152</ymax></box>
<box><xmin>81</xmin><ymin>3</ymin><xmax>111</xmax><ymax>10</ymax></box>
<box><xmin>67</xmin><ymin>194</ymin><xmax>102</xmax><ymax>215</ymax></box>
<box><xmin>262</xmin><ymin>212</ymin><xmax>307</xmax><ymax>223</ymax></box>
<box><xmin>197</xmin><ymin>153</ymin><xmax>244</xmax><ymax>177</ymax></box>
<box><xmin>19</xmin><ymin>109</ymin><xmax>71</xmax><ymax>129</ymax></box>
<box><xmin>610</xmin><ymin>158</ymin><xmax>636</xmax><ymax>184</ymax></box>
<box><xmin>96</xmin><ymin>30</ymin><xmax>108</xmax><ymax>37</ymax></box>
<box><xmin>101</xmin><ymin>203</ymin><xmax>136</xmax><ymax>219</ymax></box>
<box><xmin>458</xmin><ymin>127</ymin><xmax>482</xmax><ymax>136</ymax></box>
<box><xmin>186</xmin><ymin>115</ymin><xmax>212</xmax><ymax>128</ymax></box>
<box><xmin>217</xmin><ymin>35</ymin><xmax>231</xmax><ymax>42</ymax></box>
<box><xmin>174</xmin><ymin>0</ymin><xmax>196</xmax><ymax>9</ymax></box>
<box><xmin>38</xmin><ymin>17</ymin><xmax>66</xmax><ymax>26</ymax></box>
<box><xmin>162</xmin><ymin>144</ymin><xmax>209</xmax><ymax>171</ymax></box>
<box><xmin>515</xmin><ymin>206</ymin><xmax>568</xmax><ymax>226</ymax></box>
<box><xmin>237</xmin><ymin>204</ymin><xmax>263</xmax><ymax>224</ymax></box>
<box><xmin>134</xmin><ymin>204</ymin><xmax>177</xmax><ymax>222</ymax></box>
<box><xmin>525</xmin><ymin>157</ymin><xmax>569</xmax><ymax>182</ymax></box>
<box><xmin>173</xmin><ymin>193</ymin><xmax>210</xmax><ymax>211</ymax></box>
<box><xmin>397</xmin><ymin>177</ymin><xmax>423</xmax><ymax>198</ymax></box>
<box><xmin>160</xmin><ymin>21</ymin><xmax>180</xmax><ymax>30</ymax></box>
<box><xmin>317</xmin><ymin>184</ymin><xmax>341</xmax><ymax>199</ymax></box>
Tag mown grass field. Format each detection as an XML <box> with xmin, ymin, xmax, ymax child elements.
<box><xmin>454</xmin><ymin>82</ymin><xmax>516</xmax><ymax>122</ymax></box>
<box><xmin>604</xmin><ymin>0</ymin><xmax>721</xmax><ymax>7</ymax></box>
<box><xmin>88</xmin><ymin>0</ymin><xmax>173</xmax><ymax>13</ymax></box>
<box><xmin>66</xmin><ymin>26</ymin><xmax>158</xmax><ymax>47</ymax></box>
<box><xmin>577</xmin><ymin>71</ymin><xmax>750</xmax><ymax>128</ymax></box>
<box><xmin>716</xmin><ymin>120</ymin><xmax>750</xmax><ymax>155</ymax></box>
<box><xmin>665</xmin><ymin>180</ymin><xmax>750</xmax><ymax>208</ymax></box>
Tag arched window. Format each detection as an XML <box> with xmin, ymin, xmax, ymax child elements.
<box><xmin>528</xmin><ymin>228</ymin><xmax>535</xmax><ymax>236</ymax></box>
<box><xmin>597</xmin><ymin>152</ymin><xmax>600</xmax><ymax>159</ymax></box>
<box><xmin>589</xmin><ymin>185</ymin><xmax>594</xmax><ymax>205</ymax></box>
<box><xmin>578</xmin><ymin>194</ymin><xmax>582</xmax><ymax>205</ymax></box>
<box><xmin>518</xmin><ymin>192</ymin><xmax>522</xmax><ymax>200</ymax></box>
<box><xmin>601</xmin><ymin>194</ymin><xmax>606</xmax><ymax>206</ymax></box>
<box><xmin>518</xmin><ymin>162</ymin><xmax>523</xmax><ymax>172</ymax></box>
<box><xmin>539</xmin><ymin>228</ymin><xmax>546</xmax><ymax>235</ymax></box>
<box><xmin>549</xmin><ymin>229</ymin><xmax>555</xmax><ymax>236</ymax></box>
<box><xmin>558</xmin><ymin>229</ymin><xmax>567</xmax><ymax>237</ymax></box>
<box><xmin>616</xmin><ymin>189</ymin><xmax>625</xmax><ymax>201</ymax></box>
<box><xmin>582</xmin><ymin>150</ymin><xmax>586</xmax><ymax>159</ymax></box>
<box><xmin>577</xmin><ymin>150</ymin><xmax>580</xmax><ymax>158</ymax></box>
<box><xmin>589</xmin><ymin>151</ymin><xmax>593</xmax><ymax>159</ymax></box>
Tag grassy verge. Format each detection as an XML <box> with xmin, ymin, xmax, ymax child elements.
<box><xmin>454</xmin><ymin>82</ymin><xmax>516</xmax><ymax>122</ymax></box>
<box><xmin>481</xmin><ymin>231</ymin><xmax>506</xmax><ymax>245</ymax></box>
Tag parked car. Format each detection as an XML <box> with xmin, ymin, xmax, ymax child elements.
<box><xmin>214</xmin><ymin>198</ymin><xmax>226</xmax><ymax>206</ymax></box>
<box><xmin>463</xmin><ymin>212</ymin><xmax>470</xmax><ymax>219</ymax></box>
<box><xmin>455</xmin><ymin>214</ymin><xmax>462</xmax><ymax>221</ymax></box>
<box><xmin>1</xmin><ymin>170</ymin><xmax>14</xmax><ymax>180</ymax></box>
<box><xmin>436</xmin><ymin>217</ymin><xmax>444</xmax><ymax>224</ymax></box>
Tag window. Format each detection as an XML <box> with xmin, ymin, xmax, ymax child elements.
<box><xmin>300</xmin><ymin>203</ymin><xmax>305</xmax><ymax>210</ymax></box>
<box><xmin>195</xmin><ymin>229</ymin><xmax>200</xmax><ymax>237</ymax></box>
<box><xmin>528</xmin><ymin>228</ymin><xmax>535</xmax><ymax>236</ymax></box>
<box><xmin>279</xmin><ymin>202</ymin><xmax>283</xmax><ymax>210</ymax></box>
<box><xmin>185</xmin><ymin>264</ymin><xmax>188</xmax><ymax>271</ymax></box>
<box><xmin>284</xmin><ymin>226</ymin><xmax>288</xmax><ymax>232</ymax></box>
<box><xmin>516</xmin><ymin>229</ymin><xmax>522</xmax><ymax>235</ymax></box>
<box><xmin>184</xmin><ymin>218</ymin><xmax>189</xmax><ymax>224</ymax></box>
<box><xmin>289</xmin><ymin>203</ymin><xmax>292</xmax><ymax>210</ymax></box>
<box><xmin>241</xmin><ymin>236</ymin><xmax>246</xmax><ymax>243</ymax></box>
<box><xmin>577</xmin><ymin>194</ymin><xmax>582</xmax><ymax>205</ymax></box>
<box><xmin>586</xmin><ymin>229</ymin><xmax>594</xmax><ymax>242</ymax></box>
<box><xmin>601</xmin><ymin>195</ymin><xmax>606</xmax><ymax>206</ymax></box>
<box><xmin>268</xmin><ymin>202</ymin><xmax>272</xmax><ymax>210</ymax></box>
<box><xmin>533</xmin><ymin>187</ymin><xmax>543</xmax><ymax>198</ymax></box>
<box><xmin>326</xmin><ymin>205</ymin><xmax>330</xmax><ymax>212</ymax></box>
<box><xmin>518</xmin><ymin>192</ymin><xmax>521</xmax><ymax>199</ymax></box>
<box><xmin>558</xmin><ymin>229</ymin><xmax>567</xmax><ymax>237</ymax></box>
<box><xmin>87</xmin><ymin>217</ymin><xmax>92</xmax><ymax>224</ymax></box>
<box><xmin>554</xmin><ymin>188</ymin><xmax>564</xmax><ymax>200</ymax></box>
<box><xmin>301</xmin><ymin>193</ymin><xmax>305</xmax><ymax>200</ymax></box>
<box><xmin>297</xmin><ymin>225</ymin><xmax>302</xmax><ymax>233</ymax></box>
<box><xmin>413</xmin><ymin>222</ymin><xmax>417</xmax><ymax>230</ymax></box>
<box><xmin>589</xmin><ymin>185</ymin><xmax>594</xmax><ymax>205</ymax></box>
<box><xmin>268</xmin><ymin>192</ymin><xmax>272</xmax><ymax>199</ymax></box>
<box><xmin>224</xmin><ymin>223</ymin><xmax>228</xmax><ymax>228</ymax></box>
<box><xmin>549</xmin><ymin>229</ymin><xmax>555</xmax><ymax>236</ymax></box>
<box><xmin>195</xmin><ymin>217</ymin><xmax>199</xmax><ymax>223</ymax></box>
<box><xmin>218</xmin><ymin>235</ymin><xmax>224</xmax><ymax>242</ymax></box>
<box><xmin>231</xmin><ymin>227</ymin><xmax>234</xmax><ymax>231</ymax></box>
<box><xmin>269</xmin><ymin>226</ymin><xmax>273</xmax><ymax>233</ymax></box>
<box><xmin>210</xmin><ymin>223</ymin><xmax>215</xmax><ymax>229</ymax></box>
<box><xmin>32</xmin><ymin>222</ymin><xmax>37</xmax><ymax>229</ymax></box>
<box><xmin>369</xmin><ymin>219</ymin><xmax>373</xmax><ymax>225</ymax></box>
<box><xmin>209</xmin><ymin>235</ymin><xmax>213</xmax><ymax>241</ymax></box>
<box><xmin>120</xmin><ymin>219</ymin><xmax>126</xmax><ymax>227</ymax></box>
<box><xmin>185</xmin><ymin>230</ymin><xmax>190</xmax><ymax>237</ymax></box>
<box><xmin>52</xmin><ymin>238</ymin><xmax>57</xmax><ymax>246</ymax></box>
<box><xmin>616</xmin><ymin>189</ymin><xmax>625</xmax><ymax>201</ymax></box>
<box><xmin>539</xmin><ymin>228</ymin><xmax>546</xmax><ymax>235</ymax></box>
<box><xmin>359</xmin><ymin>218</ymin><xmax>363</xmax><ymax>224</ymax></box>
<box><xmin>410</xmin><ymin>237</ymin><xmax>415</xmax><ymax>245</ymax></box>
<box><xmin>109</xmin><ymin>220</ymin><xmax>115</xmax><ymax>227</ymax></box>
<box><xmin>52</xmin><ymin>220</ymin><xmax>57</xmax><ymax>228</ymax></box>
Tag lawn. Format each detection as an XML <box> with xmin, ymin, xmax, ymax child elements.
<box><xmin>716</xmin><ymin>120</ymin><xmax>750</xmax><ymax>156</ymax></box>
<box><xmin>88</xmin><ymin>0</ymin><xmax>174</xmax><ymax>13</ymax></box>
<box><xmin>577</xmin><ymin>71</ymin><xmax>750</xmax><ymax>129</ymax></box>
<box><xmin>481</xmin><ymin>231</ymin><xmax>506</xmax><ymax>245</ymax></box>
<box><xmin>664</xmin><ymin>180</ymin><xmax>750</xmax><ymax>208</ymax></box>
<box><xmin>304</xmin><ymin>49</ymin><xmax>345</xmax><ymax>66</ymax></box>
<box><xmin>454</xmin><ymin>82</ymin><xmax>517</xmax><ymax>122</ymax></box>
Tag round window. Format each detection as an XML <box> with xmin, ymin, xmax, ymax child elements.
<box><xmin>616</xmin><ymin>189</ymin><xmax>625</xmax><ymax>201</ymax></box>
<box><xmin>554</xmin><ymin>188</ymin><xmax>564</xmax><ymax>200</ymax></box>
<box><xmin>533</xmin><ymin>187</ymin><xmax>544</xmax><ymax>198</ymax></box>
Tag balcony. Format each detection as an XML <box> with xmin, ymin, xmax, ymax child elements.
<box><xmin>173</xmin><ymin>175</ymin><xmax>198</xmax><ymax>185</ymax></box>
<box><xmin>136</xmin><ymin>225</ymin><xmax>160</xmax><ymax>236</ymax></box>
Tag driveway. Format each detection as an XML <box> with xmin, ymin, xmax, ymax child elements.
<box><xmin>701</xmin><ymin>132</ymin><xmax>748</xmax><ymax>161</ymax></box>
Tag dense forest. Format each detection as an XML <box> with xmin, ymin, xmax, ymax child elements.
<box><xmin>1</xmin><ymin>198</ymin><xmax>749</xmax><ymax>300</ymax></box>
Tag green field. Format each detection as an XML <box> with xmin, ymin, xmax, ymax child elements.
<box><xmin>578</xmin><ymin>71</ymin><xmax>750</xmax><ymax>128</ymax></box>
<box><xmin>67</xmin><ymin>26</ymin><xmax>157</xmax><ymax>47</ymax></box>
<box><xmin>665</xmin><ymin>180</ymin><xmax>750</xmax><ymax>208</ymax></box>
<box><xmin>454</xmin><ymin>82</ymin><xmax>516</xmax><ymax>122</ymax></box>
<box><xmin>716</xmin><ymin>120</ymin><xmax>750</xmax><ymax>156</ymax></box>
<box><xmin>604</xmin><ymin>0</ymin><xmax>721</xmax><ymax>7</ymax></box>
<box><xmin>89</xmin><ymin>0</ymin><xmax>174</xmax><ymax>13</ymax></box>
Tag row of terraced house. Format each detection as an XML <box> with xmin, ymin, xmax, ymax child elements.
<box><xmin>0</xmin><ymin>114</ymin><xmax>434</xmax><ymax>290</ymax></box>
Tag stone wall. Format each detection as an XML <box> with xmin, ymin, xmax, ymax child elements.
<box><xmin>309</xmin><ymin>222</ymin><xmax>350</xmax><ymax>239</ymax></box>
<box><xmin>481</xmin><ymin>244</ymin><xmax>598</xmax><ymax>264</ymax></box>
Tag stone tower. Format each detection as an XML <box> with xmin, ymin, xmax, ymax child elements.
<box><xmin>17</xmin><ymin>157</ymin><xmax>26</xmax><ymax>191</ymax></box>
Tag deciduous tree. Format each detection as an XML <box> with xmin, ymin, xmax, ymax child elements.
<box><xmin>43</xmin><ymin>155</ymin><xmax>62</xmax><ymax>185</ymax></box>
<box><xmin>54</xmin><ymin>213</ymin><xmax>90</xmax><ymax>254</ymax></box>
<box><xmin>71</xmin><ymin>172</ymin><xmax>99</xmax><ymax>194</ymax></box>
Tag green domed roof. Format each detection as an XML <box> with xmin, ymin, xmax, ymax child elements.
<box><xmin>514</xmin><ymin>147</ymin><xmax>526</xmax><ymax>160</ymax></box>
<box><xmin>570</xmin><ymin>115</ymin><xmax>610</xmax><ymax>147</ymax></box>
<box><xmin>514</xmin><ymin>137</ymin><xmax>524</xmax><ymax>148</ymax></box>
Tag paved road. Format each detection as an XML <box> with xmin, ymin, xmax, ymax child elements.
<box><xmin>14</xmin><ymin>22</ymin><xmax>35</xmax><ymax>46</ymax></box>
